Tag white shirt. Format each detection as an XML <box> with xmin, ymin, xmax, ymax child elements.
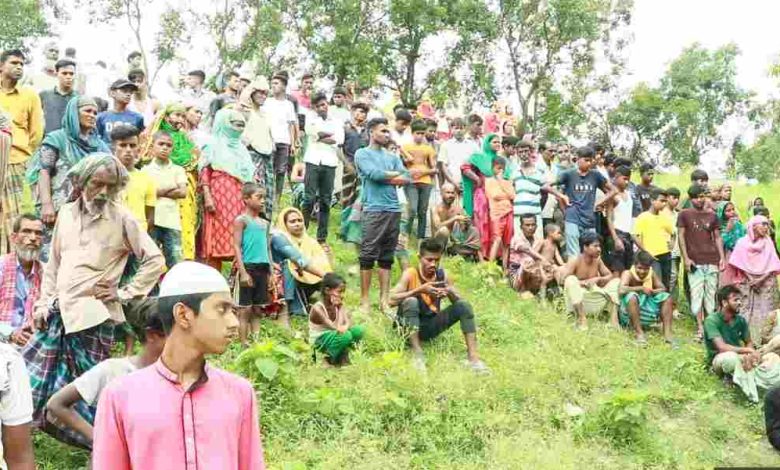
<box><xmin>74</xmin><ymin>357</ymin><xmax>137</xmax><ymax>406</ymax></box>
<box><xmin>612</xmin><ymin>191</ymin><xmax>634</xmax><ymax>234</ymax></box>
<box><xmin>330</xmin><ymin>106</ymin><xmax>351</xmax><ymax>126</ymax></box>
<box><xmin>391</xmin><ymin>128</ymin><xmax>413</xmax><ymax>147</ymax></box>
<box><xmin>304</xmin><ymin>113</ymin><xmax>345</xmax><ymax>167</ymax></box>
<box><xmin>439</xmin><ymin>138</ymin><xmax>479</xmax><ymax>185</ymax></box>
<box><xmin>179</xmin><ymin>87</ymin><xmax>216</xmax><ymax>114</ymax></box>
<box><xmin>0</xmin><ymin>344</ymin><xmax>33</xmax><ymax>470</ymax></box>
<box><xmin>262</xmin><ymin>97</ymin><xmax>297</xmax><ymax>145</ymax></box>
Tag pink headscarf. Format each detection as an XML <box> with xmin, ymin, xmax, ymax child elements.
<box><xmin>728</xmin><ymin>215</ymin><xmax>780</xmax><ymax>276</ymax></box>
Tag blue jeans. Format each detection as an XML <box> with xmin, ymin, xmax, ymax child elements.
<box><xmin>564</xmin><ymin>222</ymin><xmax>595</xmax><ymax>260</ymax></box>
<box><xmin>150</xmin><ymin>226</ymin><xmax>182</xmax><ymax>269</ymax></box>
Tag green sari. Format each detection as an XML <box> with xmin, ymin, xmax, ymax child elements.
<box><xmin>462</xmin><ymin>134</ymin><xmax>509</xmax><ymax>217</ymax></box>
<box><xmin>717</xmin><ymin>201</ymin><xmax>746</xmax><ymax>251</ymax></box>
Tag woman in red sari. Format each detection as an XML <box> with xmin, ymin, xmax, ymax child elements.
<box><xmin>199</xmin><ymin>108</ymin><xmax>256</xmax><ymax>269</ymax></box>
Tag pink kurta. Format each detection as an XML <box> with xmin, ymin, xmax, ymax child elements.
<box><xmin>92</xmin><ymin>359</ymin><xmax>265</xmax><ymax>470</ymax></box>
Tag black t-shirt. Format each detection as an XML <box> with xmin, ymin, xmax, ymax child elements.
<box><xmin>635</xmin><ymin>184</ymin><xmax>659</xmax><ymax>212</ymax></box>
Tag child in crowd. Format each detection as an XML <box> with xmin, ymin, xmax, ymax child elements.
<box><xmin>309</xmin><ymin>273</ymin><xmax>365</xmax><ymax>367</ymax></box>
<box><xmin>662</xmin><ymin>187</ymin><xmax>682</xmax><ymax>316</ymax></box>
<box><xmin>96</xmin><ymin>79</ymin><xmax>145</xmax><ymax>143</ymax></box>
<box><xmin>142</xmin><ymin>131</ymin><xmax>187</xmax><ymax>268</ymax></box>
<box><xmin>45</xmin><ymin>306</ymin><xmax>167</xmax><ymax>448</ymax></box>
<box><xmin>485</xmin><ymin>157</ymin><xmax>515</xmax><ymax>264</ymax></box>
<box><xmin>534</xmin><ymin>223</ymin><xmax>565</xmax><ymax>286</ymax></box>
<box><xmin>112</xmin><ymin>124</ymin><xmax>155</xmax><ymax>233</ymax></box>
<box><xmin>633</xmin><ymin>188</ymin><xmax>674</xmax><ymax>290</ymax></box>
<box><xmin>233</xmin><ymin>183</ymin><xmax>273</xmax><ymax>344</ymax></box>
<box><xmin>618</xmin><ymin>250</ymin><xmax>673</xmax><ymax>346</ymax></box>
<box><xmin>401</xmin><ymin>120</ymin><xmax>437</xmax><ymax>240</ymax></box>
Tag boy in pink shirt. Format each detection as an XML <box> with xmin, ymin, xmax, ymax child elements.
<box><xmin>484</xmin><ymin>157</ymin><xmax>515</xmax><ymax>264</ymax></box>
<box><xmin>92</xmin><ymin>261</ymin><xmax>265</xmax><ymax>470</ymax></box>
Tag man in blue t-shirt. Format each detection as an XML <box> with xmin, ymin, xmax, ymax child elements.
<box><xmin>96</xmin><ymin>79</ymin><xmax>145</xmax><ymax>143</ymax></box>
<box><xmin>355</xmin><ymin>117</ymin><xmax>409</xmax><ymax>312</ymax></box>
<box><xmin>543</xmin><ymin>145</ymin><xmax>617</xmax><ymax>259</ymax></box>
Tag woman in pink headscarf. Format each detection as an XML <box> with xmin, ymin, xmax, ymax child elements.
<box><xmin>728</xmin><ymin>215</ymin><xmax>780</xmax><ymax>338</ymax></box>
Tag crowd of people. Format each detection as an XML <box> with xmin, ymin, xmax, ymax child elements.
<box><xmin>0</xmin><ymin>42</ymin><xmax>778</xmax><ymax>467</ymax></box>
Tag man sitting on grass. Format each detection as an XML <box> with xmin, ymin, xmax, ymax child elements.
<box><xmin>389</xmin><ymin>238</ymin><xmax>488</xmax><ymax>374</ymax></box>
<box><xmin>431</xmin><ymin>182</ymin><xmax>479</xmax><ymax>260</ymax></box>
<box><xmin>618</xmin><ymin>250</ymin><xmax>673</xmax><ymax>346</ymax></box>
<box><xmin>560</xmin><ymin>232</ymin><xmax>620</xmax><ymax>330</ymax></box>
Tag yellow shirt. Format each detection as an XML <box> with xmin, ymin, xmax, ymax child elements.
<box><xmin>121</xmin><ymin>170</ymin><xmax>157</xmax><ymax>231</ymax></box>
<box><xmin>401</xmin><ymin>143</ymin><xmax>436</xmax><ymax>185</ymax></box>
<box><xmin>0</xmin><ymin>85</ymin><xmax>43</xmax><ymax>164</ymax></box>
<box><xmin>633</xmin><ymin>211</ymin><xmax>674</xmax><ymax>256</ymax></box>
<box><xmin>142</xmin><ymin>159</ymin><xmax>186</xmax><ymax>231</ymax></box>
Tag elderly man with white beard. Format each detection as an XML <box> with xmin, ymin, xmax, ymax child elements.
<box><xmin>0</xmin><ymin>214</ymin><xmax>44</xmax><ymax>347</ymax></box>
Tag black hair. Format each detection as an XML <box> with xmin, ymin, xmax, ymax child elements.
<box><xmin>241</xmin><ymin>182</ymin><xmax>264</xmax><ymax>198</ymax></box>
<box><xmin>639</xmin><ymin>162</ymin><xmax>655</xmax><ymax>174</ymax></box>
<box><xmin>502</xmin><ymin>136</ymin><xmax>519</xmax><ymax>147</ymax></box>
<box><xmin>127</xmin><ymin>51</ymin><xmax>142</xmax><ymax>62</ymax></box>
<box><xmin>127</xmin><ymin>68</ymin><xmax>145</xmax><ymax>82</ymax></box>
<box><xmin>613</xmin><ymin>157</ymin><xmax>632</xmax><ymax>168</ymax></box>
<box><xmin>424</xmin><ymin>118</ymin><xmax>437</xmax><ymax>129</ymax></box>
<box><xmin>468</xmin><ymin>113</ymin><xmax>483</xmax><ymax>126</ymax></box>
<box><xmin>538</xmin><ymin>143</ymin><xmax>548</xmax><ymax>152</ymax></box>
<box><xmin>666</xmin><ymin>187</ymin><xmax>680</xmax><ymax>198</ymax></box>
<box><xmin>635</xmin><ymin>250</ymin><xmax>655</xmax><ymax>267</ymax></box>
<box><xmin>332</xmin><ymin>86</ymin><xmax>348</xmax><ymax>97</ymax></box>
<box><xmin>225</xmin><ymin>70</ymin><xmax>240</xmax><ymax>80</ymax></box>
<box><xmin>188</xmin><ymin>70</ymin><xmax>206</xmax><ymax>82</ymax></box>
<box><xmin>576</xmin><ymin>146</ymin><xmax>595</xmax><ymax>160</ymax></box>
<box><xmin>589</xmin><ymin>142</ymin><xmax>605</xmax><ymax>154</ymax></box>
<box><xmin>716</xmin><ymin>285</ymin><xmax>741</xmax><ymax>307</ymax></box>
<box><xmin>544</xmin><ymin>223</ymin><xmax>561</xmax><ymax>237</ymax></box>
<box><xmin>109</xmin><ymin>124</ymin><xmax>141</xmax><ymax>143</ymax></box>
<box><xmin>615</xmin><ymin>165</ymin><xmax>631</xmax><ymax>178</ymax></box>
<box><xmin>754</xmin><ymin>206</ymin><xmax>770</xmax><ymax>217</ymax></box>
<box><xmin>687</xmin><ymin>184</ymin><xmax>706</xmax><ymax>199</ymax></box>
<box><xmin>690</xmin><ymin>169</ymin><xmax>709</xmax><ymax>182</ymax></box>
<box><xmin>419</xmin><ymin>238</ymin><xmax>445</xmax><ymax>256</ymax></box>
<box><xmin>350</xmin><ymin>102</ymin><xmax>369</xmax><ymax>113</ymax></box>
<box><xmin>0</xmin><ymin>49</ymin><xmax>25</xmax><ymax>64</ymax></box>
<box><xmin>579</xmin><ymin>231</ymin><xmax>600</xmax><ymax>250</ymax></box>
<box><xmin>450</xmin><ymin>117</ymin><xmax>465</xmax><ymax>128</ymax></box>
<box><xmin>153</xmin><ymin>130</ymin><xmax>173</xmax><ymax>142</ymax></box>
<box><xmin>157</xmin><ymin>293</ymin><xmax>212</xmax><ymax>334</ymax></box>
<box><xmin>394</xmin><ymin>109</ymin><xmax>413</xmax><ymax>124</ymax></box>
<box><xmin>392</xmin><ymin>104</ymin><xmax>405</xmax><ymax>114</ymax></box>
<box><xmin>54</xmin><ymin>59</ymin><xmax>76</xmax><ymax>72</ymax></box>
<box><xmin>410</xmin><ymin>119</ymin><xmax>427</xmax><ymax>133</ymax></box>
<box><xmin>518</xmin><ymin>140</ymin><xmax>533</xmax><ymax>149</ymax></box>
<box><xmin>94</xmin><ymin>97</ymin><xmax>109</xmax><ymax>113</ymax></box>
<box><xmin>519</xmin><ymin>213</ymin><xmax>537</xmax><ymax>224</ymax></box>
<box><xmin>604</xmin><ymin>152</ymin><xmax>616</xmax><ymax>166</ymax></box>
<box><xmin>301</xmin><ymin>71</ymin><xmax>314</xmax><ymax>81</ymax></box>
<box><xmin>64</xmin><ymin>47</ymin><xmax>76</xmax><ymax>57</ymax></box>
<box><xmin>649</xmin><ymin>187</ymin><xmax>667</xmax><ymax>201</ymax></box>
<box><xmin>492</xmin><ymin>156</ymin><xmax>507</xmax><ymax>169</ymax></box>
<box><xmin>320</xmin><ymin>272</ymin><xmax>346</xmax><ymax>295</ymax></box>
<box><xmin>12</xmin><ymin>213</ymin><xmax>40</xmax><ymax>233</ymax></box>
<box><xmin>311</xmin><ymin>92</ymin><xmax>328</xmax><ymax>106</ymax></box>
<box><xmin>367</xmin><ymin>117</ymin><xmax>388</xmax><ymax>133</ymax></box>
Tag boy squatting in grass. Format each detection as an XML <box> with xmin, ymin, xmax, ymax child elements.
<box><xmin>618</xmin><ymin>250</ymin><xmax>674</xmax><ymax>346</ymax></box>
<box><xmin>308</xmin><ymin>273</ymin><xmax>365</xmax><ymax>367</ymax></box>
<box><xmin>233</xmin><ymin>183</ymin><xmax>273</xmax><ymax>344</ymax></box>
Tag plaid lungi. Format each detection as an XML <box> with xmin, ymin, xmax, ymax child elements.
<box><xmin>0</xmin><ymin>162</ymin><xmax>25</xmax><ymax>255</ymax></box>
<box><xmin>22</xmin><ymin>303</ymin><xmax>115</xmax><ymax>449</ymax></box>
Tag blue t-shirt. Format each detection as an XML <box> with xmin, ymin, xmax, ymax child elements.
<box><xmin>557</xmin><ymin>169</ymin><xmax>607</xmax><ymax>229</ymax></box>
<box><xmin>355</xmin><ymin>147</ymin><xmax>407</xmax><ymax>213</ymax></box>
<box><xmin>96</xmin><ymin>110</ymin><xmax>145</xmax><ymax>143</ymax></box>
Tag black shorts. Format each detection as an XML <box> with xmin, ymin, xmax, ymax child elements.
<box><xmin>359</xmin><ymin>211</ymin><xmax>401</xmax><ymax>269</ymax></box>
<box><xmin>604</xmin><ymin>230</ymin><xmax>634</xmax><ymax>272</ymax></box>
<box><xmin>239</xmin><ymin>263</ymin><xmax>271</xmax><ymax>306</ymax></box>
<box><xmin>272</xmin><ymin>143</ymin><xmax>291</xmax><ymax>176</ymax></box>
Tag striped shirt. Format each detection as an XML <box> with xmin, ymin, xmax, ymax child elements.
<box><xmin>512</xmin><ymin>165</ymin><xmax>544</xmax><ymax>216</ymax></box>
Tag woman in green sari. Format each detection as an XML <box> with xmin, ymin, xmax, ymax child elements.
<box><xmin>461</xmin><ymin>134</ymin><xmax>508</xmax><ymax>259</ymax></box>
<box><xmin>718</xmin><ymin>200</ymin><xmax>746</xmax><ymax>285</ymax></box>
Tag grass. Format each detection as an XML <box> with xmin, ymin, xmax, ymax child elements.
<box><xmin>33</xmin><ymin>170</ymin><xmax>780</xmax><ymax>469</ymax></box>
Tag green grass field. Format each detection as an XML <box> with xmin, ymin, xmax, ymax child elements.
<box><xmin>33</xmin><ymin>171</ymin><xmax>780</xmax><ymax>469</ymax></box>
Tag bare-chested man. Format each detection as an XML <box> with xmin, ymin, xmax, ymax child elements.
<box><xmin>507</xmin><ymin>214</ymin><xmax>551</xmax><ymax>296</ymax></box>
<box><xmin>432</xmin><ymin>182</ymin><xmax>480</xmax><ymax>259</ymax></box>
<box><xmin>560</xmin><ymin>231</ymin><xmax>620</xmax><ymax>330</ymax></box>
<box><xmin>618</xmin><ymin>250</ymin><xmax>673</xmax><ymax>345</ymax></box>
<box><xmin>533</xmin><ymin>223</ymin><xmax>565</xmax><ymax>289</ymax></box>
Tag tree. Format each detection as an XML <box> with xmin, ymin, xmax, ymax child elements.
<box><xmin>496</xmin><ymin>0</ymin><xmax>633</xmax><ymax>136</ymax></box>
<box><xmin>734</xmin><ymin>132</ymin><xmax>780</xmax><ymax>183</ymax></box>
<box><xmin>0</xmin><ymin>0</ymin><xmax>49</xmax><ymax>51</ymax></box>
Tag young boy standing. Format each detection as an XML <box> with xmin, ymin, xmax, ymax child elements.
<box><xmin>92</xmin><ymin>262</ymin><xmax>264</xmax><ymax>469</ymax></box>
<box><xmin>485</xmin><ymin>157</ymin><xmax>515</xmax><ymax>263</ymax></box>
<box><xmin>96</xmin><ymin>79</ymin><xmax>144</xmax><ymax>143</ymax></box>
<box><xmin>142</xmin><ymin>132</ymin><xmax>187</xmax><ymax>268</ymax></box>
<box><xmin>678</xmin><ymin>184</ymin><xmax>725</xmax><ymax>341</ymax></box>
<box><xmin>662</xmin><ymin>187</ymin><xmax>682</xmax><ymax>316</ymax></box>
<box><xmin>401</xmin><ymin>120</ymin><xmax>437</xmax><ymax>241</ymax></box>
<box><xmin>633</xmin><ymin>188</ymin><xmax>674</xmax><ymax>289</ymax></box>
<box><xmin>111</xmin><ymin>124</ymin><xmax>155</xmax><ymax>231</ymax></box>
<box><xmin>233</xmin><ymin>183</ymin><xmax>272</xmax><ymax>344</ymax></box>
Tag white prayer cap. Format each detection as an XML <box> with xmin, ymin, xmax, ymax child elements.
<box><xmin>158</xmin><ymin>261</ymin><xmax>230</xmax><ymax>297</ymax></box>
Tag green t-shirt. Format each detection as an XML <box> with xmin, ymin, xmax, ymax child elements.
<box><xmin>703</xmin><ymin>311</ymin><xmax>750</xmax><ymax>364</ymax></box>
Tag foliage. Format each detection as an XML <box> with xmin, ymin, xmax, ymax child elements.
<box><xmin>150</xmin><ymin>8</ymin><xmax>190</xmax><ymax>87</ymax></box>
<box><xmin>734</xmin><ymin>131</ymin><xmax>780</xmax><ymax>183</ymax></box>
<box><xmin>0</xmin><ymin>0</ymin><xmax>49</xmax><ymax>52</ymax></box>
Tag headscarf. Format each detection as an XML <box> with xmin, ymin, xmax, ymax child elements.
<box><xmin>729</xmin><ymin>215</ymin><xmax>780</xmax><ymax>277</ymax></box>
<box><xmin>26</xmin><ymin>96</ymin><xmax>109</xmax><ymax>184</ymax></box>
<box><xmin>716</xmin><ymin>201</ymin><xmax>746</xmax><ymax>251</ymax></box>
<box><xmin>461</xmin><ymin>134</ymin><xmax>509</xmax><ymax>217</ymax></box>
<box><xmin>275</xmin><ymin>207</ymin><xmax>332</xmax><ymax>285</ymax></box>
<box><xmin>238</xmin><ymin>78</ymin><xmax>274</xmax><ymax>154</ymax></box>
<box><xmin>199</xmin><ymin>108</ymin><xmax>254</xmax><ymax>183</ymax></box>
<box><xmin>140</xmin><ymin>103</ymin><xmax>197</xmax><ymax>167</ymax></box>
<box><xmin>66</xmin><ymin>152</ymin><xmax>129</xmax><ymax>202</ymax></box>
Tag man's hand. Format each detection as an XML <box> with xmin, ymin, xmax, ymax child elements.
<box><xmin>409</xmin><ymin>169</ymin><xmax>424</xmax><ymax>180</ymax></box>
<box><xmin>683</xmin><ymin>257</ymin><xmax>693</xmax><ymax>273</ymax></box>
<box><xmin>557</xmin><ymin>195</ymin><xmax>570</xmax><ymax>208</ymax></box>
<box><xmin>580</xmin><ymin>279</ymin><xmax>596</xmax><ymax>289</ymax></box>
<box><xmin>336</xmin><ymin>324</ymin><xmax>347</xmax><ymax>334</ymax></box>
<box><xmin>239</xmin><ymin>269</ymin><xmax>254</xmax><ymax>287</ymax></box>
<box><xmin>41</xmin><ymin>202</ymin><xmax>56</xmax><ymax>226</ymax></box>
<box><xmin>10</xmin><ymin>326</ymin><xmax>32</xmax><ymax>346</ymax></box>
<box><xmin>94</xmin><ymin>281</ymin><xmax>119</xmax><ymax>303</ymax></box>
<box><xmin>742</xmin><ymin>351</ymin><xmax>761</xmax><ymax>372</ymax></box>
<box><xmin>33</xmin><ymin>309</ymin><xmax>48</xmax><ymax>331</ymax></box>
<box><xmin>642</xmin><ymin>286</ymin><xmax>654</xmax><ymax>296</ymax></box>
<box><xmin>719</xmin><ymin>258</ymin><xmax>727</xmax><ymax>272</ymax></box>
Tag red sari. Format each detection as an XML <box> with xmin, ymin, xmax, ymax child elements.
<box><xmin>199</xmin><ymin>168</ymin><xmax>243</xmax><ymax>261</ymax></box>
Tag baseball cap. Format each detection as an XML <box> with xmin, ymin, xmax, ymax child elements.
<box><xmin>110</xmin><ymin>79</ymin><xmax>139</xmax><ymax>91</ymax></box>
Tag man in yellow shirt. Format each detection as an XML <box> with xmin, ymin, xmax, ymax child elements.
<box><xmin>111</xmin><ymin>124</ymin><xmax>155</xmax><ymax>231</ymax></box>
<box><xmin>0</xmin><ymin>49</ymin><xmax>44</xmax><ymax>255</ymax></box>
<box><xmin>633</xmin><ymin>187</ymin><xmax>674</xmax><ymax>291</ymax></box>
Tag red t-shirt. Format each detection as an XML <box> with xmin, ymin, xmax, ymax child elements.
<box><xmin>677</xmin><ymin>208</ymin><xmax>721</xmax><ymax>265</ymax></box>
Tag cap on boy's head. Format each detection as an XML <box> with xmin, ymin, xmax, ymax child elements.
<box><xmin>158</xmin><ymin>261</ymin><xmax>230</xmax><ymax>298</ymax></box>
<box><xmin>110</xmin><ymin>79</ymin><xmax>139</xmax><ymax>91</ymax></box>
